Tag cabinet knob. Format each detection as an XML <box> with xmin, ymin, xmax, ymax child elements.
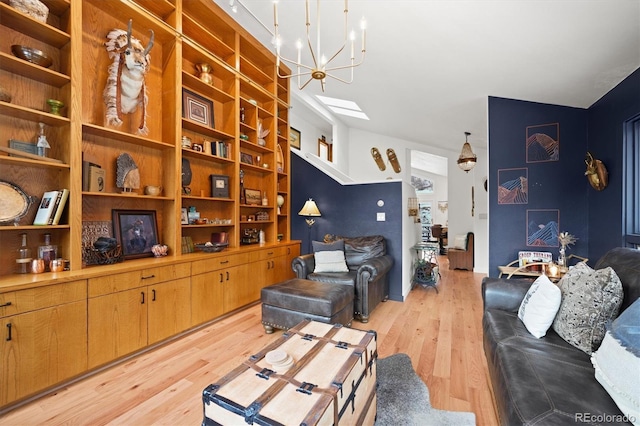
<box><xmin>152</xmin><ymin>289</ymin><xmax>156</xmax><ymax>301</ymax></box>
<box><xmin>6</xmin><ymin>323</ymin><xmax>12</xmax><ymax>341</ymax></box>
<box><xmin>141</xmin><ymin>292</ymin><xmax>145</xmax><ymax>304</ymax></box>
<box><xmin>0</xmin><ymin>301</ymin><xmax>12</xmax><ymax>308</ymax></box>
<box><xmin>142</xmin><ymin>274</ymin><xmax>155</xmax><ymax>280</ymax></box>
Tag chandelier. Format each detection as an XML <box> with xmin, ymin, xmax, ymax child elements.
<box><xmin>273</xmin><ymin>0</ymin><xmax>366</xmax><ymax>91</ymax></box>
<box><xmin>457</xmin><ymin>132</ymin><xmax>477</xmax><ymax>172</ymax></box>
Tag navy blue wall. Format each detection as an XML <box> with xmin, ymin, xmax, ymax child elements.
<box><xmin>488</xmin><ymin>97</ymin><xmax>589</xmax><ymax>276</ymax></box>
<box><xmin>291</xmin><ymin>154</ymin><xmax>404</xmax><ymax>301</ymax></box>
<box><xmin>587</xmin><ymin>67</ymin><xmax>640</xmax><ymax>262</ymax></box>
<box><xmin>488</xmin><ymin>69</ymin><xmax>640</xmax><ymax>275</ymax></box>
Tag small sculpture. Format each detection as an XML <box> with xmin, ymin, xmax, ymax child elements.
<box><xmin>585</xmin><ymin>151</ymin><xmax>608</xmax><ymax>191</ymax></box>
<box><xmin>104</xmin><ymin>19</ymin><xmax>154</xmax><ymax>135</ymax></box>
<box><xmin>116</xmin><ymin>153</ymin><xmax>140</xmax><ymax>192</ymax></box>
<box><xmin>257</xmin><ymin>120</ymin><xmax>270</xmax><ymax>146</ymax></box>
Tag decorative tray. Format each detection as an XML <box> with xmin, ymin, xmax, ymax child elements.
<box><xmin>195</xmin><ymin>242</ymin><xmax>229</xmax><ymax>253</ymax></box>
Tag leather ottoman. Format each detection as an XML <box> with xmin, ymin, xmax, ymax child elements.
<box><xmin>261</xmin><ymin>279</ymin><xmax>354</xmax><ymax>333</ymax></box>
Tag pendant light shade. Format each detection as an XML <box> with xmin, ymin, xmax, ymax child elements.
<box><xmin>457</xmin><ymin>132</ymin><xmax>477</xmax><ymax>172</ymax></box>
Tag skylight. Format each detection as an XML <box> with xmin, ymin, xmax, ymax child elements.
<box><xmin>316</xmin><ymin>95</ymin><xmax>369</xmax><ymax>120</ymax></box>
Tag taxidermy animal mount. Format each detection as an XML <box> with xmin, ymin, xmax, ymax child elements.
<box><xmin>104</xmin><ymin>19</ymin><xmax>154</xmax><ymax>135</ymax></box>
<box><xmin>116</xmin><ymin>153</ymin><xmax>140</xmax><ymax>193</ymax></box>
<box><xmin>584</xmin><ymin>151</ymin><xmax>608</xmax><ymax>191</ymax></box>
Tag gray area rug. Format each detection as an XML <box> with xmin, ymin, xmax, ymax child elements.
<box><xmin>376</xmin><ymin>353</ymin><xmax>476</xmax><ymax>426</ymax></box>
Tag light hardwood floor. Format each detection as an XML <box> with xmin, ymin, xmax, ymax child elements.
<box><xmin>1</xmin><ymin>257</ymin><xmax>498</xmax><ymax>425</ymax></box>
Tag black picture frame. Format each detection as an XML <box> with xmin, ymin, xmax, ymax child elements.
<box><xmin>112</xmin><ymin>209</ymin><xmax>159</xmax><ymax>259</ymax></box>
<box><xmin>182</xmin><ymin>88</ymin><xmax>214</xmax><ymax>128</ymax></box>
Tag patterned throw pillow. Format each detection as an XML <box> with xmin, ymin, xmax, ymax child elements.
<box><xmin>552</xmin><ymin>262</ymin><xmax>623</xmax><ymax>354</ymax></box>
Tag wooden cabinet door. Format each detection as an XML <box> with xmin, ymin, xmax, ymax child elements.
<box><xmin>223</xmin><ymin>264</ymin><xmax>253</xmax><ymax>313</ymax></box>
<box><xmin>148</xmin><ymin>278</ymin><xmax>191</xmax><ymax>344</ymax></box>
<box><xmin>88</xmin><ymin>289</ymin><xmax>148</xmax><ymax>369</ymax></box>
<box><xmin>0</xmin><ymin>301</ymin><xmax>87</xmax><ymax>406</ymax></box>
<box><xmin>191</xmin><ymin>271</ymin><xmax>225</xmax><ymax>326</ymax></box>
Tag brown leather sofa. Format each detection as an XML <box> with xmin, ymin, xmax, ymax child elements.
<box><xmin>482</xmin><ymin>247</ymin><xmax>640</xmax><ymax>425</ymax></box>
<box><xmin>291</xmin><ymin>235</ymin><xmax>393</xmax><ymax>323</ymax></box>
<box><xmin>448</xmin><ymin>231</ymin><xmax>474</xmax><ymax>270</ymax></box>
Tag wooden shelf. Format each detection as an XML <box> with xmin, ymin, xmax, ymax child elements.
<box><xmin>0</xmin><ymin>52</ymin><xmax>70</xmax><ymax>86</ymax></box>
<box><xmin>0</xmin><ymin>2</ymin><xmax>71</xmax><ymax>48</ymax></box>
<box><xmin>82</xmin><ymin>123</ymin><xmax>173</xmax><ymax>150</ymax></box>
<box><xmin>0</xmin><ymin>101</ymin><xmax>70</xmax><ymax>126</ymax></box>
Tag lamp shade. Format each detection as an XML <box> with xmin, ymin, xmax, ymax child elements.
<box><xmin>457</xmin><ymin>132</ymin><xmax>477</xmax><ymax>172</ymax></box>
<box><xmin>298</xmin><ymin>199</ymin><xmax>321</xmax><ymax>217</ymax></box>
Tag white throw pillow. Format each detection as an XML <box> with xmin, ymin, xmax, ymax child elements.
<box><xmin>451</xmin><ymin>235</ymin><xmax>467</xmax><ymax>250</ymax></box>
<box><xmin>518</xmin><ymin>274</ymin><xmax>562</xmax><ymax>338</ymax></box>
<box><xmin>591</xmin><ymin>298</ymin><xmax>640</xmax><ymax>425</ymax></box>
<box><xmin>313</xmin><ymin>250</ymin><xmax>349</xmax><ymax>273</ymax></box>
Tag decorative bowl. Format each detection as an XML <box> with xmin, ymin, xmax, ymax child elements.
<box><xmin>11</xmin><ymin>45</ymin><xmax>53</xmax><ymax>68</ymax></box>
<box><xmin>195</xmin><ymin>242</ymin><xmax>229</xmax><ymax>253</ymax></box>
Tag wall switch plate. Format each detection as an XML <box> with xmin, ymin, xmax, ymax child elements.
<box><xmin>377</xmin><ymin>212</ymin><xmax>386</xmax><ymax>221</ymax></box>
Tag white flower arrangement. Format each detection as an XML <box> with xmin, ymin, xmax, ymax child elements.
<box><xmin>558</xmin><ymin>232</ymin><xmax>577</xmax><ymax>250</ymax></box>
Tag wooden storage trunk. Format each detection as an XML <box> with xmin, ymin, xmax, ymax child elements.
<box><xmin>202</xmin><ymin>319</ymin><xmax>377</xmax><ymax>425</ymax></box>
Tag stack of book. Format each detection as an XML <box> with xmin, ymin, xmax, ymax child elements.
<box><xmin>33</xmin><ymin>189</ymin><xmax>70</xmax><ymax>225</ymax></box>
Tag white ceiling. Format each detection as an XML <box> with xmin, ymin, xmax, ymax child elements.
<box><xmin>216</xmin><ymin>0</ymin><xmax>640</xmax><ymax>153</ymax></box>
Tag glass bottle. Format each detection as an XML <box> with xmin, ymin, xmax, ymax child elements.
<box><xmin>36</xmin><ymin>122</ymin><xmax>50</xmax><ymax>158</ymax></box>
<box><xmin>262</xmin><ymin>191</ymin><xmax>268</xmax><ymax>206</ymax></box>
<box><xmin>38</xmin><ymin>233</ymin><xmax>57</xmax><ymax>272</ymax></box>
<box><xmin>15</xmin><ymin>233</ymin><xmax>32</xmax><ymax>274</ymax></box>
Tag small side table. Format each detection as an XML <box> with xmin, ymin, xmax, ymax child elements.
<box><xmin>412</xmin><ymin>242</ymin><xmax>440</xmax><ymax>292</ymax></box>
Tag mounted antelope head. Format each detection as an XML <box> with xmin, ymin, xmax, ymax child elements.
<box><xmin>584</xmin><ymin>151</ymin><xmax>608</xmax><ymax>191</ymax></box>
<box><xmin>103</xmin><ymin>19</ymin><xmax>155</xmax><ymax>135</ymax></box>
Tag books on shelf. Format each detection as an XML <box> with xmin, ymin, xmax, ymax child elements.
<box><xmin>50</xmin><ymin>189</ymin><xmax>69</xmax><ymax>225</ymax></box>
<box><xmin>210</xmin><ymin>141</ymin><xmax>231</xmax><ymax>159</ymax></box>
<box><xmin>82</xmin><ymin>160</ymin><xmax>100</xmax><ymax>191</ymax></box>
<box><xmin>88</xmin><ymin>165</ymin><xmax>106</xmax><ymax>192</ymax></box>
<box><xmin>33</xmin><ymin>189</ymin><xmax>69</xmax><ymax>225</ymax></box>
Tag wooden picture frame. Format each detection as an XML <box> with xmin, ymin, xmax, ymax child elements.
<box><xmin>290</xmin><ymin>127</ymin><xmax>301</xmax><ymax>149</ymax></box>
<box><xmin>182</xmin><ymin>88</ymin><xmax>214</xmax><ymax>128</ymax></box>
<box><xmin>112</xmin><ymin>209</ymin><xmax>159</xmax><ymax>259</ymax></box>
<box><xmin>240</xmin><ymin>152</ymin><xmax>253</xmax><ymax>165</ymax></box>
<box><xmin>318</xmin><ymin>138</ymin><xmax>333</xmax><ymax>161</ymax></box>
<box><xmin>244</xmin><ymin>188</ymin><xmax>261</xmax><ymax>205</ymax></box>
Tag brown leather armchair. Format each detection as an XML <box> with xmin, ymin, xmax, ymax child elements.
<box><xmin>448</xmin><ymin>232</ymin><xmax>474</xmax><ymax>271</ymax></box>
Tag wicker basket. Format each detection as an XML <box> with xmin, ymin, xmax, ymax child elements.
<box><xmin>83</xmin><ymin>245</ymin><xmax>124</xmax><ymax>265</ymax></box>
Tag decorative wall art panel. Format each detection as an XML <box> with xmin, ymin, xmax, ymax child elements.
<box><xmin>526</xmin><ymin>123</ymin><xmax>559</xmax><ymax>163</ymax></box>
<box><xmin>411</xmin><ymin>175</ymin><xmax>434</xmax><ymax>193</ymax></box>
<box><xmin>498</xmin><ymin>168</ymin><xmax>528</xmax><ymax>204</ymax></box>
<box><xmin>526</xmin><ymin>209</ymin><xmax>559</xmax><ymax>247</ymax></box>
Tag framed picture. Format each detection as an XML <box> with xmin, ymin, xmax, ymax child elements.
<box><xmin>180</xmin><ymin>207</ymin><xmax>189</xmax><ymax>225</ymax></box>
<box><xmin>112</xmin><ymin>209</ymin><xmax>159</xmax><ymax>259</ymax></box>
<box><xmin>244</xmin><ymin>188</ymin><xmax>261</xmax><ymax>205</ymax></box>
<box><xmin>290</xmin><ymin>127</ymin><xmax>301</xmax><ymax>149</ymax></box>
<box><xmin>182</xmin><ymin>88</ymin><xmax>214</xmax><ymax>128</ymax></box>
<box><xmin>318</xmin><ymin>138</ymin><xmax>333</xmax><ymax>161</ymax></box>
<box><xmin>240</xmin><ymin>152</ymin><xmax>253</xmax><ymax>165</ymax></box>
